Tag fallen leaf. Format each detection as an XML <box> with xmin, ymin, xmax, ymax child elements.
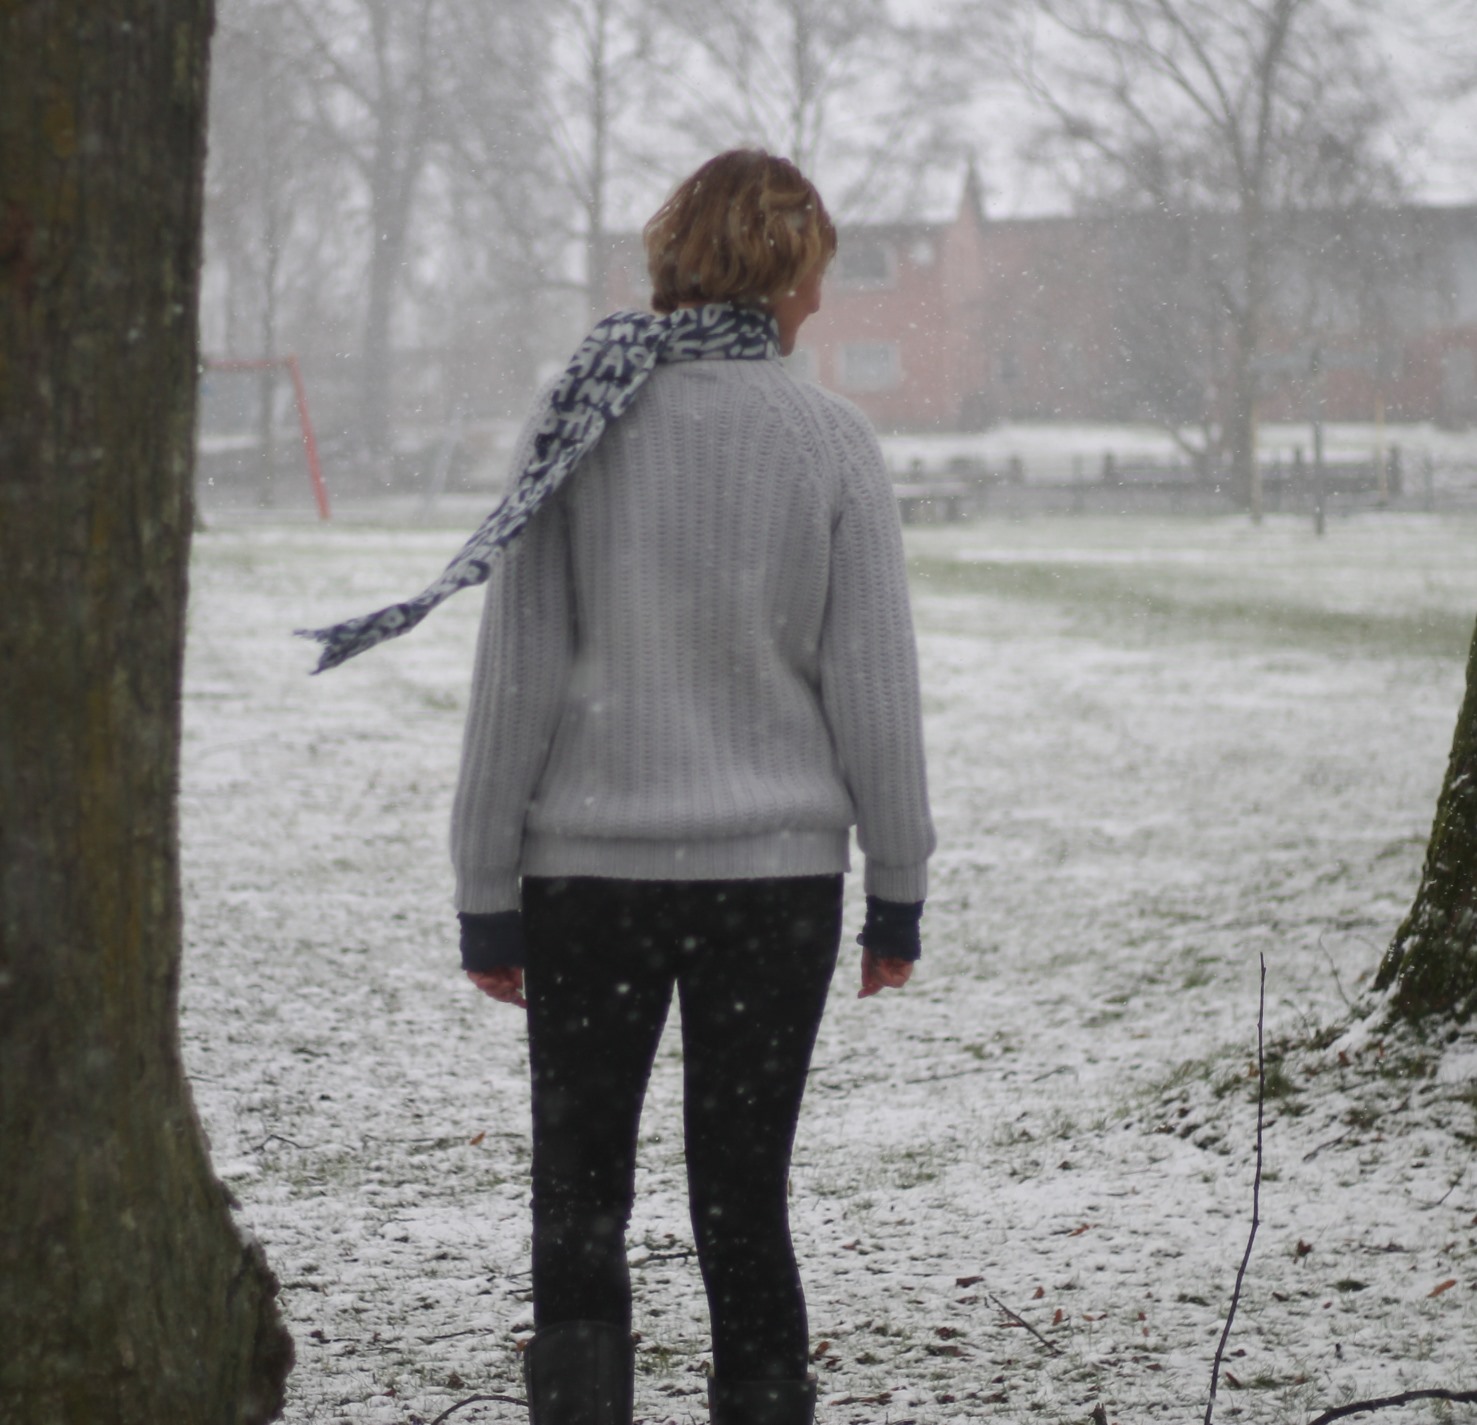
<box><xmin>955</xmin><ymin>1274</ymin><xmax>982</xmax><ymax>1287</ymax></box>
<box><xmin>1224</xmin><ymin>1370</ymin><xmax>1242</xmax><ymax>1389</ymax></box>
<box><xmin>1068</xmin><ymin>1223</ymin><xmax>1093</xmax><ymax>1237</ymax></box>
<box><xmin>1032</xmin><ymin>1285</ymin><xmax>1046</xmax><ymax>1299</ymax></box>
<box><xmin>468</xmin><ymin>1131</ymin><xmax>486</xmax><ymax>1147</ymax></box>
<box><xmin>1429</xmin><ymin>1279</ymin><xmax>1458</xmax><ymax>1298</ymax></box>
<box><xmin>1052</xmin><ymin>1308</ymin><xmax>1065</xmax><ymax>1325</ymax></box>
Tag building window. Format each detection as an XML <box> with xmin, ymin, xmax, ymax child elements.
<box><xmin>785</xmin><ymin>347</ymin><xmax>818</xmax><ymax>382</ymax></box>
<box><xmin>833</xmin><ymin>240</ymin><xmax>896</xmax><ymax>289</ymax></box>
<box><xmin>840</xmin><ymin>342</ymin><xmax>902</xmax><ymax>392</ymax></box>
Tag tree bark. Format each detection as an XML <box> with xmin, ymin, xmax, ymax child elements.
<box><xmin>1374</xmin><ymin>617</ymin><xmax>1477</xmax><ymax>1021</ymax></box>
<box><xmin>0</xmin><ymin>4</ymin><xmax>294</xmax><ymax>1421</ymax></box>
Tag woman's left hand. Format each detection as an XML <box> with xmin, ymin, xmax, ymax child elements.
<box><xmin>858</xmin><ymin>949</ymin><xmax>913</xmax><ymax>999</ymax></box>
<box><xmin>468</xmin><ymin>967</ymin><xmax>527</xmax><ymax>1008</ymax></box>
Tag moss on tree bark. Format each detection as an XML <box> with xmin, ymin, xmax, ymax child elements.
<box><xmin>0</xmin><ymin>3</ymin><xmax>293</xmax><ymax>1420</ymax></box>
<box><xmin>1374</xmin><ymin>617</ymin><xmax>1477</xmax><ymax>1022</ymax></box>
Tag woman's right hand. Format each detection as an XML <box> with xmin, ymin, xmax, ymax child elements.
<box><xmin>468</xmin><ymin>967</ymin><xmax>527</xmax><ymax>1008</ymax></box>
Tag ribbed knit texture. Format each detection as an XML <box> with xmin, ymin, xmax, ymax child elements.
<box><xmin>451</xmin><ymin>358</ymin><xmax>934</xmax><ymax>913</ymax></box>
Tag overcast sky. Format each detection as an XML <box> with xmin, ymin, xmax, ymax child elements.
<box><xmin>957</xmin><ymin>0</ymin><xmax>1477</xmax><ymax>217</ymax></box>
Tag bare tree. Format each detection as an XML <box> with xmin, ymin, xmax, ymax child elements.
<box><xmin>524</xmin><ymin>0</ymin><xmax>673</xmax><ymax>322</ymax></box>
<box><xmin>1374</xmin><ymin>617</ymin><xmax>1477</xmax><ymax>1022</ymax></box>
<box><xmin>1016</xmin><ymin>0</ymin><xmax>1402</xmax><ymax>505</ymax></box>
<box><xmin>436</xmin><ymin>0</ymin><xmax>595</xmax><ymax>342</ymax></box>
<box><xmin>269</xmin><ymin>0</ymin><xmax>447</xmax><ymax>463</ymax></box>
<box><xmin>0</xmin><ymin>1</ymin><xmax>293</xmax><ymax>1419</ymax></box>
<box><xmin>656</xmin><ymin>0</ymin><xmax>978</xmax><ymax>218</ymax></box>
<box><xmin>206</xmin><ymin>2</ymin><xmax>355</xmax><ymax>496</ymax></box>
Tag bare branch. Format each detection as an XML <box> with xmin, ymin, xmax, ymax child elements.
<box><xmin>427</xmin><ymin>1393</ymin><xmax>528</xmax><ymax>1424</ymax></box>
<box><xmin>987</xmin><ymin>1293</ymin><xmax>1064</xmax><ymax>1357</ymax></box>
<box><xmin>1204</xmin><ymin>954</ymin><xmax>1265</xmax><ymax>1425</ymax></box>
<box><xmin>1307</xmin><ymin>1388</ymin><xmax>1477</xmax><ymax>1425</ymax></box>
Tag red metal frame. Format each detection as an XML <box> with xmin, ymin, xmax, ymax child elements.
<box><xmin>205</xmin><ymin>355</ymin><xmax>331</xmax><ymax>520</ymax></box>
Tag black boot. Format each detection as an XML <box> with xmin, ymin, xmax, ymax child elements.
<box><xmin>523</xmin><ymin>1320</ymin><xmax>634</xmax><ymax>1425</ymax></box>
<box><xmin>708</xmin><ymin>1376</ymin><xmax>817</xmax><ymax>1425</ymax></box>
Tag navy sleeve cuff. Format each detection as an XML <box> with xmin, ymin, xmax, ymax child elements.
<box><xmin>857</xmin><ymin>896</ymin><xmax>923</xmax><ymax>962</ymax></box>
<box><xmin>459</xmin><ymin>911</ymin><xmax>527</xmax><ymax>972</ymax></box>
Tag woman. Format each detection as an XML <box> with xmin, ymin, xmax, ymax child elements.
<box><xmin>304</xmin><ymin>149</ymin><xmax>933</xmax><ymax>1425</ymax></box>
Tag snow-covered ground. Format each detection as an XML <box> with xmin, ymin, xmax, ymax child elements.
<box><xmin>180</xmin><ymin>507</ymin><xmax>1477</xmax><ymax>1424</ymax></box>
<box><xmin>878</xmin><ymin>423</ymin><xmax>1477</xmax><ymax>485</ymax></box>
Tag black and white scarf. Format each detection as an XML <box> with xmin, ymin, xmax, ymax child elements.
<box><xmin>298</xmin><ymin>304</ymin><xmax>780</xmax><ymax>672</ymax></box>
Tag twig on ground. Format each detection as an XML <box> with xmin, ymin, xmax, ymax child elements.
<box><xmin>630</xmin><ymin>1247</ymin><xmax>698</xmax><ymax>1265</ymax></box>
<box><xmin>416</xmin><ymin>1326</ymin><xmax>502</xmax><ymax>1344</ymax></box>
<box><xmin>1204</xmin><ymin>954</ymin><xmax>1266</xmax><ymax>1425</ymax></box>
<box><xmin>252</xmin><ymin>1132</ymin><xmax>305</xmax><ymax>1152</ymax></box>
<box><xmin>1318</xmin><ymin>935</ymin><xmax>1353</xmax><ymax>1009</ymax></box>
<box><xmin>1416</xmin><ymin>1166</ymin><xmax>1466</xmax><ymax>1210</ymax></box>
<box><xmin>902</xmin><ymin>1066</ymin><xmax>993</xmax><ymax>1085</ymax></box>
<box><xmin>1306</xmin><ymin>1387</ymin><xmax>1477</xmax><ymax>1424</ymax></box>
<box><xmin>986</xmin><ymin>1293</ymin><xmax>1062</xmax><ymax>1356</ymax></box>
<box><xmin>1031</xmin><ymin>1064</ymin><xmax>1077</xmax><ymax>1083</ymax></box>
<box><xmin>1302</xmin><ymin>1128</ymin><xmax>1352</xmax><ymax>1162</ymax></box>
<box><xmin>427</xmin><ymin>1392</ymin><xmax>527</xmax><ymax>1424</ymax></box>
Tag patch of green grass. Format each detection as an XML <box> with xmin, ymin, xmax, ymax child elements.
<box><xmin>877</xmin><ymin>1145</ymin><xmax>944</xmax><ymax>1189</ymax></box>
<box><xmin>1263</xmin><ymin>1056</ymin><xmax>1300</xmax><ymax>1102</ymax></box>
<box><xmin>908</xmin><ymin>554</ymin><xmax>1475</xmax><ymax>659</ymax></box>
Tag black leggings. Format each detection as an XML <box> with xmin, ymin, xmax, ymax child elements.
<box><xmin>522</xmin><ymin>875</ymin><xmax>843</xmax><ymax>1383</ymax></box>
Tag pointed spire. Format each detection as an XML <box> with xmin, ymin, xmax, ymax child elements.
<box><xmin>961</xmin><ymin>153</ymin><xmax>987</xmax><ymax>224</ymax></box>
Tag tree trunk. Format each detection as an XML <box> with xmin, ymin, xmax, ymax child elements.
<box><xmin>1224</xmin><ymin>338</ymin><xmax>1258</xmax><ymax>513</ymax></box>
<box><xmin>0</xmin><ymin>4</ymin><xmax>294</xmax><ymax>1421</ymax></box>
<box><xmin>1374</xmin><ymin>617</ymin><xmax>1477</xmax><ymax>1021</ymax></box>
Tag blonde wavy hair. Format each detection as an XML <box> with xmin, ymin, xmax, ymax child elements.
<box><xmin>643</xmin><ymin>149</ymin><xmax>837</xmax><ymax>315</ymax></box>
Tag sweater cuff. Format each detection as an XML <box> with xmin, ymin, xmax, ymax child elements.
<box><xmin>857</xmin><ymin>896</ymin><xmax>923</xmax><ymax>962</ymax></box>
<box><xmin>863</xmin><ymin>860</ymin><xmax>929</xmax><ymax>902</ymax></box>
<box><xmin>459</xmin><ymin>911</ymin><xmax>527</xmax><ymax>971</ymax></box>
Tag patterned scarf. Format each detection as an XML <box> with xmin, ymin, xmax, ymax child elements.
<box><xmin>298</xmin><ymin>304</ymin><xmax>780</xmax><ymax>672</ymax></box>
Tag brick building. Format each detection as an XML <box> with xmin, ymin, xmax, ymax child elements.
<box><xmin>603</xmin><ymin>176</ymin><xmax>1477</xmax><ymax>432</ymax></box>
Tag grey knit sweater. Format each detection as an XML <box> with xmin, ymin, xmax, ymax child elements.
<box><xmin>450</xmin><ymin>357</ymin><xmax>934</xmax><ymax>915</ymax></box>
